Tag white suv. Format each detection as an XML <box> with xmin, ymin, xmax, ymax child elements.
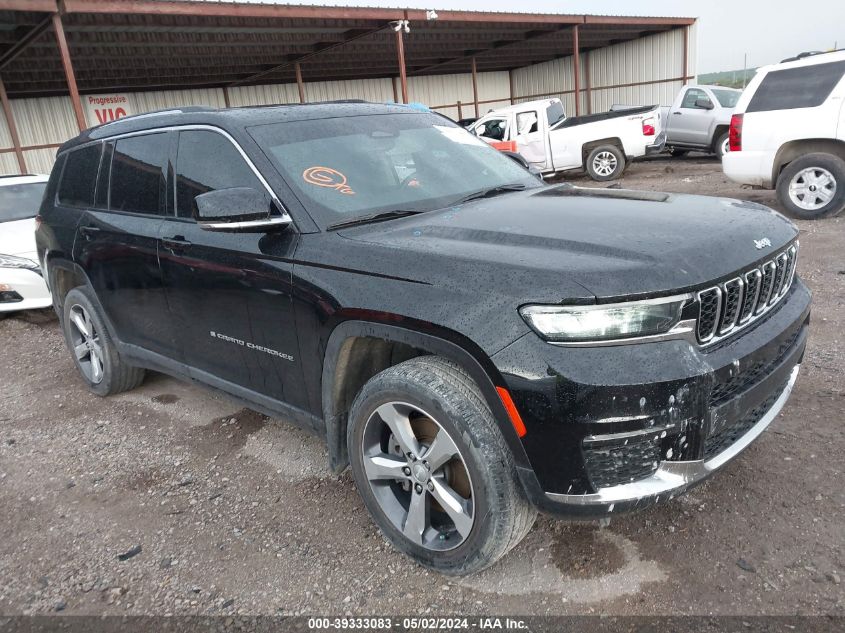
<box><xmin>0</xmin><ymin>174</ymin><xmax>51</xmax><ymax>315</ymax></box>
<box><xmin>723</xmin><ymin>50</ymin><xmax>845</xmax><ymax>219</ymax></box>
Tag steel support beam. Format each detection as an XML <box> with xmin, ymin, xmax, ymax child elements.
<box><xmin>508</xmin><ymin>69</ymin><xmax>515</xmax><ymax>105</ymax></box>
<box><xmin>584</xmin><ymin>52</ymin><xmax>591</xmax><ymax>114</ymax></box>
<box><xmin>470</xmin><ymin>56</ymin><xmax>479</xmax><ymax>117</ymax></box>
<box><xmin>572</xmin><ymin>24</ymin><xmax>580</xmax><ymax>116</ymax></box>
<box><xmin>682</xmin><ymin>25</ymin><xmax>689</xmax><ymax>83</ymax></box>
<box><xmin>395</xmin><ymin>29</ymin><xmax>408</xmax><ymax>104</ymax></box>
<box><xmin>294</xmin><ymin>62</ymin><xmax>306</xmax><ymax>103</ymax></box>
<box><xmin>52</xmin><ymin>13</ymin><xmax>86</xmax><ymax>131</ymax></box>
<box><xmin>0</xmin><ymin>15</ymin><xmax>55</xmax><ymax>71</ymax></box>
<box><xmin>0</xmin><ymin>75</ymin><xmax>26</xmax><ymax>173</ymax></box>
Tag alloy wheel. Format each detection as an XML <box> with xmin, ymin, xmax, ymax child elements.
<box><xmin>68</xmin><ymin>304</ymin><xmax>104</xmax><ymax>384</ymax></box>
<box><xmin>592</xmin><ymin>151</ymin><xmax>618</xmax><ymax>177</ymax></box>
<box><xmin>788</xmin><ymin>167</ymin><xmax>836</xmax><ymax>211</ymax></box>
<box><xmin>361</xmin><ymin>402</ymin><xmax>474</xmax><ymax>551</ymax></box>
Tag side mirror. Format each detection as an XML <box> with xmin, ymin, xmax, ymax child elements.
<box><xmin>195</xmin><ymin>187</ymin><xmax>290</xmax><ymax>232</ymax></box>
<box><xmin>694</xmin><ymin>98</ymin><xmax>714</xmax><ymax>110</ymax></box>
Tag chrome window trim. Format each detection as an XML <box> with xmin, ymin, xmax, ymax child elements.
<box><xmin>58</xmin><ymin>124</ymin><xmax>293</xmax><ymax>226</ymax></box>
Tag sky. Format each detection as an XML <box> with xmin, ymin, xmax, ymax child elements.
<box><xmin>264</xmin><ymin>0</ymin><xmax>845</xmax><ymax>73</ymax></box>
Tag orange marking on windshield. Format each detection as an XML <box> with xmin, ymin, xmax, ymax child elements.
<box><xmin>302</xmin><ymin>166</ymin><xmax>355</xmax><ymax>195</ymax></box>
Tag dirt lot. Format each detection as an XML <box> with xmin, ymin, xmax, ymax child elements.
<box><xmin>1</xmin><ymin>156</ymin><xmax>843</xmax><ymax>617</ymax></box>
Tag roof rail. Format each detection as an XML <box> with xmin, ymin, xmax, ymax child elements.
<box><xmin>94</xmin><ymin>106</ymin><xmax>218</xmax><ymax>129</ymax></box>
<box><xmin>780</xmin><ymin>49</ymin><xmax>842</xmax><ymax>63</ymax></box>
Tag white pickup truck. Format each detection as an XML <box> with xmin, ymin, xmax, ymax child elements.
<box><xmin>660</xmin><ymin>84</ymin><xmax>742</xmax><ymax>158</ymax></box>
<box><xmin>470</xmin><ymin>98</ymin><xmax>664</xmax><ymax>181</ymax></box>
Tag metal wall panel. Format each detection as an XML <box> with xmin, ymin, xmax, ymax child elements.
<box><xmin>11</xmin><ymin>96</ymin><xmax>78</xmax><ymax>146</ymax></box>
<box><xmin>228</xmin><ymin>83</ymin><xmax>300</xmax><ymax>107</ymax></box>
<box><xmin>0</xmin><ymin>26</ymin><xmax>696</xmax><ymax>175</ymax></box>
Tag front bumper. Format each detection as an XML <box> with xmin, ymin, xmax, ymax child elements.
<box><xmin>645</xmin><ymin>131</ymin><xmax>667</xmax><ymax>155</ymax></box>
<box><xmin>492</xmin><ymin>278</ymin><xmax>810</xmax><ymax>518</ymax></box>
<box><xmin>0</xmin><ymin>267</ymin><xmax>52</xmax><ymax>313</ymax></box>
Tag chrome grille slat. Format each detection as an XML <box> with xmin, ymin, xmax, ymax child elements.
<box><xmin>696</xmin><ymin>244</ymin><xmax>798</xmax><ymax>346</ymax></box>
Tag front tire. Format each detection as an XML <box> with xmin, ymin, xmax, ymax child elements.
<box><xmin>61</xmin><ymin>287</ymin><xmax>145</xmax><ymax>396</ymax></box>
<box><xmin>776</xmin><ymin>153</ymin><xmax>845</xmax><ymax>219</ymax></box>
<box><xmin>585</xmin><ymin>144</ymin><xmax>626</xmax><ymax>181</ymax></box>
<box><xmin>347</xmin><ymin>356</ymin><xmax>536</xmax><ymax>575</ymax></box>
<box><xmin>715</xmin><ymin>132</ymin><xmax>730</xmax><ymax>159</ymax></box>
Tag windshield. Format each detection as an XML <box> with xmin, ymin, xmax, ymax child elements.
<box><xmin>248</xmin><ymin>112</ymin><xmax>540</xmax><ymax>228</ymax></box>
<box><xmin>712</xmin><ymin>89</ymin><xmax>741</xmax><ymax>108</ymax></box>
<box><xmin>0</xmin><ymin>182</ymin><xmax>47</xmax><ymax>223</ymax></box>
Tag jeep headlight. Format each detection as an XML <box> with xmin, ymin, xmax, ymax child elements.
<box><xmin>0</xmin><ymin>254</ymin><xmax>40</xmax><ymax>271</ymax></box>
<box><xmin>520</xmin><ymin>298</ymin><xmax>688</xmax><ymax>343</ymax></box>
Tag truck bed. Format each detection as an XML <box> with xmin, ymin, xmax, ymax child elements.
<box><xmin>553</xmin><ymin>105</ymin><xmax>656</xmax><ymax>129</ymax></box>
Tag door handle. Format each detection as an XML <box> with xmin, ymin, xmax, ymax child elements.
<box><xmin>162</xmin><ymin>236</ymin><xmax>192</xmax><ymax>251</ymax></box>
<box><xmin>673</xmin><ymin>111</ymin><xmax>683</xmax><ymax>115</ymax></box>
<box><xmin>79</xmin><ymin>225</ymin><xmax>101</xmax><ymax>240</ymax></box>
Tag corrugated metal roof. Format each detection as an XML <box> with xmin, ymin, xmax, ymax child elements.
<box><xmin>0</xmin><ymin>1</ymin><xmax>694</xmax><ymax>97</ymax></box>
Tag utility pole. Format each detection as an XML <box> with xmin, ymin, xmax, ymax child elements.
<box><xmin>742</xmin><ymin>53</ymin><xmax>748</xmax><ymax>89</ymax></box>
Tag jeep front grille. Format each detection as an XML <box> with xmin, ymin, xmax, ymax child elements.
<box><xmin>696</xmin><ymin>243</ymin><xmax>797</xmax><ymax>345</ymax></box>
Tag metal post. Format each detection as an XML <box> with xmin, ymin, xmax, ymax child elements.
<box><xmin>572</xmin><ymin>24</ymin><xmax>581</xmax><ymax>116</ymax></box>
<box><xmin>682</xmin><ymin>26</ymin><xmax>689</xmax><ymax>83</ymax></box>
<box><xmin>457</xmin><ymin>100</ymin><xmax>463</xmax><ymax>120</ymax></box>
<box><xmin>508</xmin><ymin>69</ymin><xmax>515</xmax><ymax>105</ymax></box>
<box><xmin>391</xmin><ymin>76</ymin><xmax>398</xmax><ymax>103</ymax></box>
<box><xmin>52</xmin><ymin>13</ymin><xmax>86</xmax><ymax>131</ymax></box>
<box><xmin>471</xmin><ymin>56</ymin><xmax>479</xmax><ymax>117</ymax></box>
<box><xmin>295</xmin><ymin>62</ymin><xmax>306</xmax><ymax>103</ymax></box>
<box><xmin>222</xmin><ymin>85</ymin><xmax>231</xmax><ymax>108</ymax></box>
<box><xmin>0</xmin><ymin>75</ymin><xmax>25</xmax><ymax>174</ymax></box>
<box><xmin>584</xmin><ymin>53</ymin><xmax>592</xmax><ymax>114</ymax></box>
<box><xmin>395</xmin><ymin>29</ymin><xmax>408</xmax><ymax>104</ymax></box>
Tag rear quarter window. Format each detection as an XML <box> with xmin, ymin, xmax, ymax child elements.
<box><xmin>57</xmin><ymin>144</ymin><xmax>102</xmax><ymax>207</ymax></box>
<box><xmin>747</xmin><ymin>60</ymin><xmax>845</xmax><ymax>112</ymax></box>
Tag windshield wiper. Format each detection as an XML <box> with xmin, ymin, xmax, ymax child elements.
<box><xmin>452</xmin><ymin>183</ymin><xmax>528</xmax><ymax>205</ymax></box>
<box><xmin>327</xmin><ymin>209</ymin><xmax>422</xmax><ymax>231</ymax></box>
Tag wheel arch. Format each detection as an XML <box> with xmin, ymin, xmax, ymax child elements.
<box><xmin>321</xmin><ymin>319</ymin><xmax>533</xmax><ymax>477</ymax></box>
<box><xmin>773</xmin><ymin>138</ymin><xmax>845</xmax><ymax>185</ymax></box>
<box><xmin>581</xmin><ymin>137</ymin><xmax>624</xmax><ymax>165</ymax></box>
<box><xmin>44</xmin><ymin>257</ymin><xmax>93</xmax><ymax>318</ymax></box>
<box><xmin>712</xmin><ymin>125</ymin><xmax>729</xmax><ymax>152</ymax></box>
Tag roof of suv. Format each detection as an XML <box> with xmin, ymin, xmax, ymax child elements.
<box><xmin>58</xmin><ymin>101</ymin><xmax>420</xmax><ymax>154</ymax></box>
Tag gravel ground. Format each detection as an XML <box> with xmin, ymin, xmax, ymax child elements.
<box><xmin>0</xmin><ymin>156</ymin><xmax>843</xmax><ymax>616</ymax></box>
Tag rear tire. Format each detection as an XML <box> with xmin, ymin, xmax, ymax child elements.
<box><xmin>347</xmin><ymin>356</ymin><xmax>536</xmax><ymax>576</ymax></box>
<box><xmin>715</xmin><ymin>132</ymin><xmax>730</xmax><ymax>159</ymax></box>
<box><xmin>61</xmin><ymin>286</ymin><xmax>145</xmax><ymax>396</ymax></box>
<box><xmin>585</xmin><ymin>144</ymin><xmax>626</xmax><ymax>181</ymax></box>
<box><xmin>776</xmin><ymin>153</ymin><xmax>845</xmax><ymax>219</ymax></box>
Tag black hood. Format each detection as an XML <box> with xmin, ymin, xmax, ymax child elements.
<box><xmin>340</xmin><ymin>185</ymin><xmax>799</xmax><ymax>301</ymax></box>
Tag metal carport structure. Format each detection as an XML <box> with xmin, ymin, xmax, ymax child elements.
<box><xmin>0</xmin><ymin>1</ymin><xmax>695</xmax><ymax>174</ymax></box>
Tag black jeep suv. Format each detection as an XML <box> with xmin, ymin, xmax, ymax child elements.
<box><xmin>36</xmin><ymin>103</ymin><xmax>809</xmax><ymax>575</ymax></box>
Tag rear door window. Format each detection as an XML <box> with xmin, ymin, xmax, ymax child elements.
<box><xmin>747</xmin><ymin>60</ymin><xmax>845</xmax><ymax>112</ymax></box>
<box><xmin>174</xmin><ymin>130</ymin><xmax>265</xmax><ymax>219</ymax></box>
<box><xmin>109</xmin><ymin>133</ymin><xmax>169</xmax><ymax>215</ymax></box>
<box><xmin>57</xmin><ymin>144</ymin><xmax>102</xmax><ymax>207</ymax></box>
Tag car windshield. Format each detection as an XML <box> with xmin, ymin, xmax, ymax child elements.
<box><xmin>712</xmin><ymin>89</ymin><xmax>741</xmax><ymax>108</ymax></box>
<box><xmin>0</xmin><ymin>181</ymin><xmax>47</xmax><ymax>223</ymax></box>
<box><xmin>248</xmin><ymin>112</ymin><xmax>540</xmax><ymax>228</ymax></box>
